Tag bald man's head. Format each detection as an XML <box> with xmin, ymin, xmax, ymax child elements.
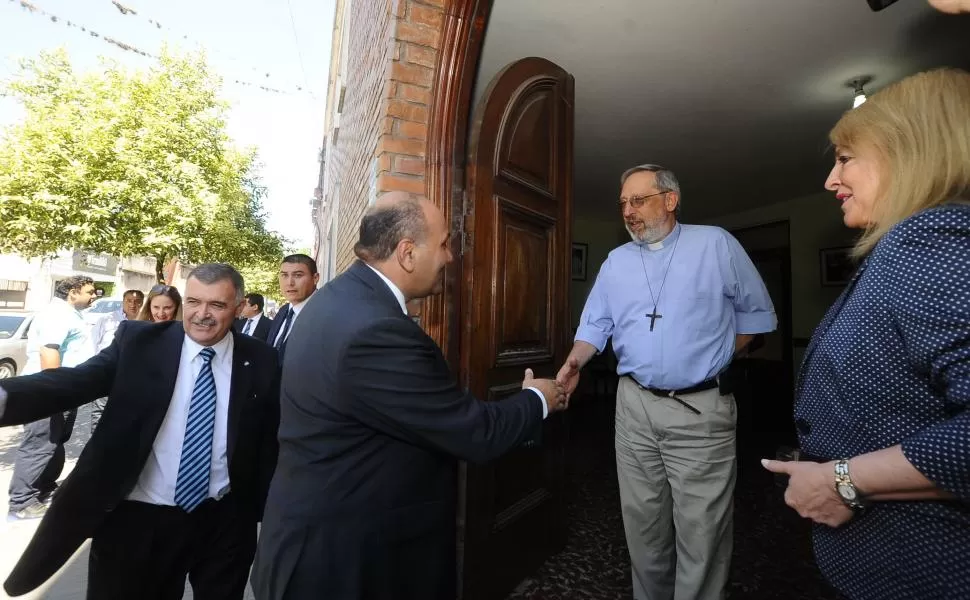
<box><xmin>354</xmin><ymin>192</ymin><xmax>429</xmax><ymax>262</ymax></box>
<box><xmin>353</xmin><ymin>192</ymin><xmax>453</xmax><ymax>299</ymax></box>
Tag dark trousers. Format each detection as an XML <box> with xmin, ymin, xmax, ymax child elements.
<box><xmin>8</xmin><ymin>410</ymin><xmax>76</xmax><ymax>511</ymax></box>
<box><xmin>88</xmin><ymin>496</ymin><xmax>257</xmax><ymax>600</ymax></box>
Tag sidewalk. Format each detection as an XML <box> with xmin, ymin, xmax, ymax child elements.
<box><xmin>0</xmin><ymin>404</ymin><xmax>255</xmax><ymax>599</ymax></box>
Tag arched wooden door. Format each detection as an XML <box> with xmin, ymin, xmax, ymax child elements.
<box><xmin>458</xmin><ymin>57</ymin><xmax>574</xmax><ymax>600</ymax></box>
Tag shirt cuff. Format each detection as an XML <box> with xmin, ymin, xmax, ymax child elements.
<box><xmin>526</xmin><ymin>386</ymin><xmax>548</xmax><ymax>419</ymax></box>
<box><xmin>735</xmin><ymin>311</ymin><xmax>777</xmax><ymax>334</ymax></box>
<box><xmin>574</xmin><ymin>325</ymin><xmax>609</xmax><ymax>353</ymax></box>
<box><xmin>0</xmin><ymin>385</ymin><xmax>7</xmax><ymax>420</ymax></box>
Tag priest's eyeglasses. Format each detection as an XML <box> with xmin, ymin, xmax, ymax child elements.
<box><xmin>618</xmin><ymin>190</ymin><xmax>668</xmax><ymax>210</ymax></box>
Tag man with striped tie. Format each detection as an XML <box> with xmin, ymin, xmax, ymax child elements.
<box><xmin>0</xmin><ymin>263</ymin><xmax>280</xmax><ymax>599</ymax></box>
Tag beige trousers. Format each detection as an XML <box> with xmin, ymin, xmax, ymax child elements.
<box><xmin>614</xmin><ymin>376</ymin><xmax>737</xmax><ymax>600</ymax></box>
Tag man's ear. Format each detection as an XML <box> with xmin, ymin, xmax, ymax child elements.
<box><xmin>396</xmin><ymin>239</ymin><xmax>417</xmax><ymax>273</ymax></box>
<box><xmin>665</xmin><ymin>192</ymin><xmax>680</xmax><ymax>214</ymax></box>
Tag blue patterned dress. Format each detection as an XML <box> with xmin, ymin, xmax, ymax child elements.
<box><xmin>794</xmin><ymin>203</ymin><xmax>970</xmax><ymax>600</ymax></box>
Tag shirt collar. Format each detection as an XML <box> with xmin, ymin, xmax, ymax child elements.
<box><xmin>289</xmin><ymin>299</ymin><xmax>309</xmax><ymax>317</ymax></box>
<box><xmin>53</xmin><ymin>297</ymin><xmax>82</xmax><ymax>316</ymax></box>
<box><xmin>643</xmin><ymin>222</ymin><xmax>682</xmax><ymax>252</ymax></box>
<box><xmin>183</xmin><ymin>329</ymin><xmax>233</xmax><ymax>366</ymax></box>
<box><xmin>364</xmin><ymin>264</ymin><xmax>408</xmax><ymax>315</ymax></box>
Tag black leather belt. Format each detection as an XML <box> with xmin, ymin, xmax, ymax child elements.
<box><xmin>622</xmin><ymin>375</ymin><xmax>720</xmax><ymax>415</ymax></box>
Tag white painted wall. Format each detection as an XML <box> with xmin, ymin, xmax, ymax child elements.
<box><xmin>568</xmin><ymin>217</ymin><xmax>627</xmax><ymax>326</ymax></box>
<box><xmin>706</xmin><ymin>192</ymin><xmax>857</xmax><ymax>340</ymax></box>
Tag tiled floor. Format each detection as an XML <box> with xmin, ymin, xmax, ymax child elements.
<box><xmin>507</xmin><ymin>395</ymin><xmax>846</xmax><ymax>600</ymax></box>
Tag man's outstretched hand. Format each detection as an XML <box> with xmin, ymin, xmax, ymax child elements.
<box><xmin>556</xmin><ymin>357</ymin><xmax>581</xmax><ymax>400</ymax></box>
<box><xmin>523</xmin><ymin>368</ymin><xmax>567</xmax><ymax>413</ymax></box>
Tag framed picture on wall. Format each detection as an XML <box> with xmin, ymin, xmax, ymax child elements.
<box><xmin>819</xmin><ymin>246</ymin><xmax>855</xmax><ymax>286</ymax></box>
<box><xmin>571</xmin><ymin>243</ymin><xmax>588</xmax><ymax>281</ymax></box>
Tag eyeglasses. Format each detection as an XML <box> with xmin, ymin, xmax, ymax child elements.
<box><xmin>618</xmin><ymin>190</ymin><xmax>668</xmax><ymax>211</ymax></box>
<box><xmin>150</xmin><ymin>284</ymin><xmax>173</xmax><ymax>294</ymax></box>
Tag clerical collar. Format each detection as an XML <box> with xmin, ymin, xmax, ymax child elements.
<box><xmin>641</xmin><ymin>223</ymin><xmax>681</xmax><ymax>252</ymax></box>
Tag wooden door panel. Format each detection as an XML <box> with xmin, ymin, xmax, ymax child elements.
<box><xmin>499</xmin><ymin>90</ymin><xmax>555</xmax><ymax>196</ymax></box>
<box><xmin>460</xmin><ymin>56</ymin><xmax>573</xmax><ymax>600</ymax></box>
<box><xmin>493</xmin><ymin>198</ymin><xmax>555</xmax><ymax>366</ymax></box>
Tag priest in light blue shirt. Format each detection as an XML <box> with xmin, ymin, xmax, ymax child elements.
<box><xmin>558</xmin><ymin>164</ymin><xmax>775</xmax><ymax>600</ymax></box>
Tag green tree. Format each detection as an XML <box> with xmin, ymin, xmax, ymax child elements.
<box><xmin>0</xmin><ymin>47</ymin><xmax>285</xmax><ymax>282</ymax></box>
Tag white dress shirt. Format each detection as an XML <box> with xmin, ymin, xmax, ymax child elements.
<box><xmin>127</xmin><ymin>332</ymin><xmax>234</xmax><ymax>505</ymax></box>
<box><xmin>272</xmin><ymin>300</ymin><xmax>307</xmax><ymax>346</ymax></box>
<box><xmin>92</xmin><ymin>309</ymin><xmax>127</xmax><ymax>351</ymax></box>
<box><xmin>240</xmin><ymin>314</ymin><xmax>262</xmax><ymax>336</ymax></box>
<box><xmin>364</xmin><ymin>264</ymin><xmax>548</xmax><ymax>419</ymax></box>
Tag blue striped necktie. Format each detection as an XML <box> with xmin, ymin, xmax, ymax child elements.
<box><xmin>174</xmin><ymin>346</ymin><xmax>217</xmax><ymax>512</ymax></box>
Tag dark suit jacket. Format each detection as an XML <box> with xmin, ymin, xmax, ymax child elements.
<box><xmin>263</xmin><ymin>303</ymin><xmax>291</xmax><ymax>345</ymax></box>
<box><xmin>250</xmin><ymin>260</ymin><xmax>544</xmax><ymax>600</ymax></box>
<box><xmin>234</xmin><ymin>314</ymin><xmax>270</xmax><ymax>340</ymax></box>
<box><xmin>0</xmin><ymin>321</ymin><xmax>280</xmax><ymax>596</ymax></box>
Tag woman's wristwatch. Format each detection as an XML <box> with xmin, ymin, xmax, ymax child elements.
<box><xmin>834</xmin><ymin>459</ymin><xmax>868</xmax><ymax>510</ymax></box>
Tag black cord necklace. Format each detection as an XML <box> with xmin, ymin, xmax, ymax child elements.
<box><xmin>637</xmin><ymin>228</ymin><xmax>680</xmax><ymax>332</ymax></box>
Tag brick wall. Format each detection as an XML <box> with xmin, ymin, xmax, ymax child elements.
<box><xmin>317</xmin><ymin>0</ymin><xmax>447</xmax><ymax>278</ymax></box>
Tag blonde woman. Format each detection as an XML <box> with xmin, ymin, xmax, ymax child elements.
<box><xmin>136</xmin><ymin>284</ymin><xmax>182</xmax><ymax>322</ymax></box>
<box><xmin>763</xmin><ymin>68</ymin><xmax>970</xmax><ymax>599</ymax></box>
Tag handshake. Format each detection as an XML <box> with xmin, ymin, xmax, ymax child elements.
<box><xmin>521</xmin><ymin>357</ymin><xmax>582</xmax><ymax>414</ymax></box>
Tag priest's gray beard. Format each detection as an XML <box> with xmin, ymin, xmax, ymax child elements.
<box><xmin>626</xmin><ymin>216</ymin><xmax>671</xmax><ymax>244</ymax></box>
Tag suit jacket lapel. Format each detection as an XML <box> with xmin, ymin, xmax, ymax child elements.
<box><xmin>227</xmin><ymin>332</ymin><xmax>252</xmax><ymax>464</ymax></box>
<box><xmin>796</xmin><ymin>256</ymin><xmax>870</xmax><ymax>395</ymax></box>
<box><xmin>141</xmin><ymin>323</ymin><xmax>186</xmax><ymax>449</ymax></box>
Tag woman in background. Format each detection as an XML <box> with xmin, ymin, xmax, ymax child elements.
<box><xmin>136</xmin><ymin>284</ymin><xmax>182</xmax><ymax>322</ymax></box>
<box><xmin>763</xmin><ymin>68</ymin><xmax>970</xmax><ymax>599</ymax></box>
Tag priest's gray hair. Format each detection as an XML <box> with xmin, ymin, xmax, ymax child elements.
<box><xmin>620</xmin><ymin>164</ymin><xmax>682</xmax><ymax>216</ymax></box>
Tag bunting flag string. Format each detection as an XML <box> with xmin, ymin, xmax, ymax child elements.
<box><xmin>108</xmin><ymin>0</ymin><xmax>315</xmax><ymax>96</ymax></box>
<box><xmin>5</xmin><ymin>0</ymin><xmax>317</xmax><ymax>97</ymax></box>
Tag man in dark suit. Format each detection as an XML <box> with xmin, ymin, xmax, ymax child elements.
<box><xmin>263</xmin><ymin>254</ymin><xmax>319</xmax><ymax>358</ymax></box>
<box><xmin>250</xmin><ymin>192</ymin><xmax>566</xmax><ymax>600</ymax></box>
<box><xmin>0</xmin><ymin>263</ymin><xmax>280</xmax><ymax>599</ymax></box>
<box><xmin>233</xmin><ymin>292</ymin><xmax>271</xmax><ymax>340</ymax></box>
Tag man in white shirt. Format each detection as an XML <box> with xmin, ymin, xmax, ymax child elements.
<box><xmin>8</xmin><ymin>275</ymin><xmax>96</xmax><ymax>520</ymax></box>
<box><xmin>233</xmin><ymin>293</ymin><xmax>270</xmax><ymax>340</ymax></box>
<box><xmin>0</xmin><ymin>264</ymin><xmax>280</xmax><ymax>599</ymax></box>
<box><xmin>89</xmin><ymin>289</ymin><xmax>144</xmax><ymax>432</ymax></box>
<box><xmin>264</xmin><ymin>254</ymin><xmax>319</xmax><ymax>359</ymax></box>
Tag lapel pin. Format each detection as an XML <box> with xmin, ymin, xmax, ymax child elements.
<box><xmin>243</xmin><ymin>360</ymin><xmax>250</xmax><ymax>366</ymax></box>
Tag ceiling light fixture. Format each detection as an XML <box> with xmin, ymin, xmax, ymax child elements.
<box><xmin>848</xmin><ymin>76</ymin><xmax>873</xmax><ymax>109</ymax></box>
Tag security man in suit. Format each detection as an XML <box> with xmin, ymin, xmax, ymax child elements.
<box><xmin>0</xmin><ymin>263</ymin><xmax>280</xmax><ymax>600</ymax></box>
<box><xmin>264</xmin><ymin>254</ymin><xmax>319</xmax><ymax>358</ymax></box>
<box><xmin>234</xmin><ymin>293</ymin><xmax>271</xmax><ymax>340</ymax></box>
<box><xmin>250</xmin><ymin>192</ymin><xmax>567</xmax><ymax>599</ymax></box>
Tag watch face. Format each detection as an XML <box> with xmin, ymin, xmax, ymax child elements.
<box><xmin>838</xmin><ymin>484</ymin><xmax>858</xmax><ymax>501</ymax></box>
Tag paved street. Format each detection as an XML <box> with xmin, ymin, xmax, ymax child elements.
<box><xmin>0</xmin><ymin>403</ymin><xmax>256</xmax><ymax>599</ymax></box>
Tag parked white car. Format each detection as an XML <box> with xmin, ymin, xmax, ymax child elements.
<box><xmin>82</xmin><ymin>297</ymin><xmax>124</xmax><ymax>326</ymax></box>
<box><xmin>0</xmin><ymin>311</ymin><xmax>34</xmax><ymax>378</ymax></box>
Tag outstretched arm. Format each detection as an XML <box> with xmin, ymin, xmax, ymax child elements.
<box><xmin>341</xmin><ymin>317</ymin><xmax>556</xmax><ymax>464</ymax></box>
